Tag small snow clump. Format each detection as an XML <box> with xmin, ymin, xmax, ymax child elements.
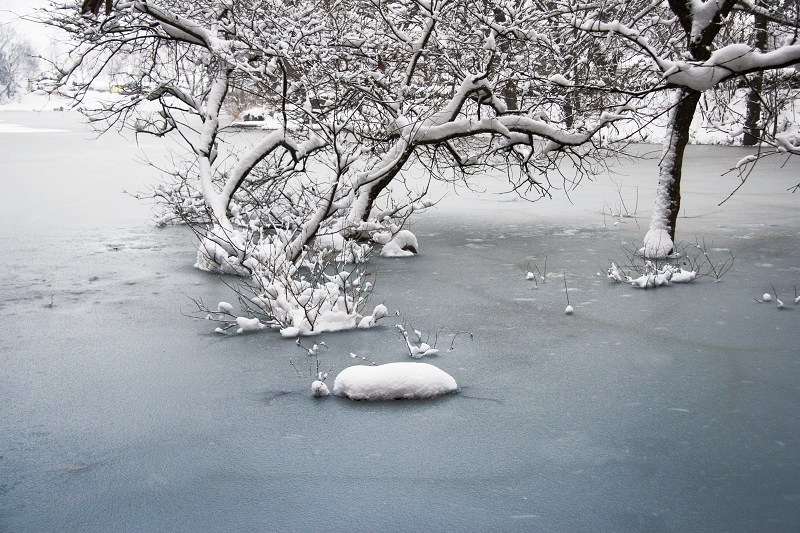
<box><xmin>311</xmin><ymin>380</ymin><xmax>330</xmax><ymax>397</ymax></box>
<box><xmin>235</xmin><ymin>316</ymin><xmax>266</xmax><ymax>333</ymax></box>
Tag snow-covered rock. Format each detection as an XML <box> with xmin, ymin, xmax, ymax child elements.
<box><xmin>333</xmin><ymin>362</ymin><xmax>457</xmax><ymax>401</ymax></box>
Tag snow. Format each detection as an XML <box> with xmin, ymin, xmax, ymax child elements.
<box><xmin>0</xmin><ymin>122</ymin><xmax>68</xmax><ymax>133</ymax></box>
<box><xmin>663</xmin><ymin>44</ymin><xmax>800</xmax><ymax>91</ymax></box>
<box><xmin>608</xmin><ymin>260</ymin><xmax>696</xmax><ymax>289</ymax></box>
<box><xmin>235</xmin><ymin>316</ymin><xmax>265</xmax><ymax>333</ymax></box>
<box><xmin>640</xmin><ymin>228</ymin><xmax>674</xmax><ymax>259</ymax></box>
<box><xmin>3</xmin><ymin>110</ymin><xmax>800</xmax><ymax>532</ymax></box>
<box><xmin>690</xmin><ymin>0</ymin><xmax>722</xmax><ymax>42</ymax></box>
<box><xmin>357</xmin><ymin>303</ymin><xmax>388</xmax><ymax>329</ymax></box>
<box><xmin>230</xmin><ymin>107</ymin><xmax>282</xmax><ymax>130</ymax></box>
<box><xmin>380</xmin><ymin>229</ymin><xmax>419</xmax><ymax>257</ymax></box>
<box><xmin>332</xmin><ymin>362</ymin><xmax>458</xmax><ymax>400</ymax></box>
<box><xmin>548</xmin><ymin>74</ymin><xmax>571</xmax><ymax>86</ymax></box>
<box><xmin>311</xmin><ymin>380</ymin><xmax>330</xmax><ymax>397</ymax></box>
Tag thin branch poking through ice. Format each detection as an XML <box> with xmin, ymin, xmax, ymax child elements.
<box><xmin>449</xmin><ymin>330</ymin><xmax>474</xmax><ymax>352</ymax></box>
<box><xmin>563</xmin><ymin>274</ymin><xmax>574</xmax><ymax>314</ymax></box>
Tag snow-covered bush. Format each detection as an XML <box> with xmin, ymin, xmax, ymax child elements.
<box><xmin>608</xmin><ymin>239</ymin><xmax>733</xmax><ymax>289</ymax></box>
<box><xmin>197</xmin><ymin>237</ymin><xmax>389</xmax><ymax>336</ymax></box>
<box><xmin>607</xmin><ymin>260</ymin><xmax>696</xmax><ymax>289</ymax></box>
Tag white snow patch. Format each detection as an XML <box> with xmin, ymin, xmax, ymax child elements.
<box><xmin>548</xmin><ymin>74</ymin><xmax>571</xmax><ymax>86</ymax></box>
<box><xmin>380</xmin><ymin>230</ymin><xmax>419</xmax><ymax>257</ymax></box>
<box><xmin>333</xmin><ymin>362</ymin><xmax>457</xmax><ymax>401</ymax></box>
<box><xmin>235</xmin><ymin>316</ymin><xmax>266</xmax><ymax>333</ymax></box>
<box><xmin>0</xmin><ymin>123</ymin><xmax>68</xmax><ymax>134</ymax></box>
<box><xmin>311</xmin><ymin>380</ymin><xmax>330</xmax><ymax>397</ymax></box>
<box><xmin>640</xmin><ymin>228</ymin><xmax>674</xmax><ymax>259</ymax></box>
<box><xmin>357</xmin><ymin>303</ymin><xmax>389</xmax><ymax>329</ymax></box>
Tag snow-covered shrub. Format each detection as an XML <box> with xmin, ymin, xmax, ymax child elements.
<box><xmin>396</xmin><ymin>323</ymin><xmax>440</xmax><ymax>358</ymax></box>
<box><xmin>194</xmin><ymin>228</ymin><xmax>389</xmax><ymax>336</ymax></box>
<box><xmin>608</xmin><ymin>239</ymin><xmax>733</xmax><ymax>289</ymax></box>
<box><xmin>214</xmin><ymin>265</ymin><xmax>386</xmax><ymax>337</ymax></box>
<box><xmin>332</xmin><ymin>362</ymin><xmax>458</xmax><ymax>401</ymax></box>
<box><xmin>394</xmin><ymin>322</ymin><xmax>472</xmax><ymax>358</ymax></box>
<box><xmin>290</xmin><ymin>339</ymin><xmax>333</xmax><ymax>396</ymax></box>
<box><xmin>607</xmin><ymin>260</ymin><xmax>696</xmax><ymax>289</ymax></box>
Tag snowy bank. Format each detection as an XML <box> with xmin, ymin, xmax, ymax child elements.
<box><xmin>333</xmin><ymin>362</ymin><xmax>458</xmax><ymax>401</ymax></box>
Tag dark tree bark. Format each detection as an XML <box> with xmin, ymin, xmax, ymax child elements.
<box><xmin>743</xmin><ymin>9</ymin><xmax>769</xmax><ymax>146</ymax></box>
<box><xmin>646</xmin><ymin>0</ymin><xmax>737</xmax><ymax>251</ymax></box>
<box><xmin>661</xmin><ymin>89</ymin><xmax>702</xmax><ymax>243</ymax></box>
<box><xmin>81</xmin><ymin>0</ymin><xmax>112</xmax><ymax>15</ymax></box>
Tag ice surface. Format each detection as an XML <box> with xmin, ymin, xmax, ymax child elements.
<box><xmin>1</xmin><ymin>112</ymin><xmax>800</xmax><ymax>532</ymax></box>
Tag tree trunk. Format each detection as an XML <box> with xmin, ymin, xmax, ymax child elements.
<box><xmin>743</xmin><ymin>10</ymin><xmax>768</xmax><ymax>146</ymax></box>
<box><xmin>348</xmin><ymin>147</ymin><xmax>414</xmax><ymax>224</ymax></box>
<box><xmin>642</xmin><ymin>88</ymin><xmax>701</xmax><ymax>258</ymax></box>
<box><xmin>502</xmin><ymin>80</ymin><xmax>518</xmax><ymax>112</ymax></box>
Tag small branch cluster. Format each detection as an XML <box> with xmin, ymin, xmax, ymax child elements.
<box><xmin>682</xmin><ymin>238</ymin><xmax>735</xmax><ymax>282</ymax></box>
<box><xmin>290</xmin><ymin>339</ymin><xmax>332</xmax><ymax>397</ymax></box>
<box><xmin>395</xmin><ymin>322</ymin><xmax>472</xmax><ymax>359</ymax></box>
<box><xmin>191</xmin><ymin>248</ymin><xmax>388</xmax><ymax>337</ymax></box>
<box><xmin>522</xmin><ymin>255</ymin><xmax>548</xmax><ymax>285</ymax></box>
<box><xmin>608</xmin><ymin>239</ymin><xmax>734</xmax><ymax>289</ymax></box>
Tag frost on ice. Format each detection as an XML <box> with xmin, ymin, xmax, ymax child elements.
<box><xmin>332</xmin><ymin>362</ymin><xmax>458</xmax><ymax>401</ymax></box>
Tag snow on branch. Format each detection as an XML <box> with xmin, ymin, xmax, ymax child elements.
<box><xmin>662</xmin><ymin>44</ymin><xmax>800</xmax><ymax>91</ymax></box>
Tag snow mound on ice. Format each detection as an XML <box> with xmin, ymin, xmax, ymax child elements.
<box><xmin>640</xmin><ymin>228</ymin><xmax>674</xmax><ymax>259</ymax></box>
<box><xmin>333</xmin><ymin>362</ymin><xmax>457</xmax><ymax>401</ymax></box>
<box><xmin>380</xmin><ymin>230</ymin><xmax>418</xmax><ymax>257</ymax></box>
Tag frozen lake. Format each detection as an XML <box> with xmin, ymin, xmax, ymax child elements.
<box><xmin>1</xmin><ymin>110</ymin><xmax>799</xmax><ymax>532</ymax></box>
